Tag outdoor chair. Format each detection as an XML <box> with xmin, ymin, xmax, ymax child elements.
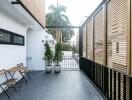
<box><xmin>17</xmin><ymin>63</ymin><xmax>31</xmax><ymax>80</ymax></box>
<box><xmin>0</xmin><ymin>69</ymin><xmax>17</xmax><ymax>99</ymax></box>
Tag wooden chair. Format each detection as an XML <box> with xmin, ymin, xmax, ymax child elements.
<box><xmin>0</xmin><ymin>69</ymin><xmax>17</xmax><ymax>99</ymax></box>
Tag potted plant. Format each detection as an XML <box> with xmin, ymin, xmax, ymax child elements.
<box><xmin>44</xmin><ymin>41</ymin><xmax>53</xmax><ymax>73</ymax></box>
<box><xmin>53</xmin><ymin>42</ymin><xmax>63</xmax><ymax>73</ymax></box>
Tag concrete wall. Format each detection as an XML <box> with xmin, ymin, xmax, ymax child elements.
<box><xmin>26</xmin><ymin>28</ymin><xmax>46</xmax><ymax>70</ymax></box>
<box><xmin>0</xmin><ymin>9</ymin><xmax>27</xmax><ymax>69</ymax></box>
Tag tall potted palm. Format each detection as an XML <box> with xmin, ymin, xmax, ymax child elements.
<box><xmin>44</xmin><ymin>41</ymin><xmax>53</xmax><ymax>73</ymax></box>
<box><xmin>53</xmin><ymin>42</ymin><xmax>63</xmax><ymax>73</ymax></box>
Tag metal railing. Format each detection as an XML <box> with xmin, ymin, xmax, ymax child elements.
<box><xmin>80</xmin><ymin>57</ymin><xmax>132</xmax><ymax>100</ymax></box>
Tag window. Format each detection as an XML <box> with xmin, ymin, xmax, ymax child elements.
<box><xmin>13</xmin><ymin>35</ymin><xmax>24</xmax><ymax>45</ymax></box>
<box><xmin>0</xmin><ymin>32</ymin><xmax>11</xmax><ymax>43</ymax></box>
<box><xmin>116</xmin><ymin>42</ymin><xmax>119</xmax><ymax>53</ymax></box>
<box><xmin>0</xmin><ymin>29</ymin><xmax>24</xmax><ymax>46</ymax></box>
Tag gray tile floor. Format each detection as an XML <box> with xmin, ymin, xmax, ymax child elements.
<box><xmin>0</xmin><ymin>71</ymin><xmax>104</xmax><ymax>100</ymax></box>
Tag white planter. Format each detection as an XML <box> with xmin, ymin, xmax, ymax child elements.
<box><xmin>54</xmin><ymin>65</ymin><xmax>61</xmax><ymax>73</ymax></box>
<box><xmin>45</xmin><ymin>65</ymin><xmax>52</xmax><ymax>73</ymax></box>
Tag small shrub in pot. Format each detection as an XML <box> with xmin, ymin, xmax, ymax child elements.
<box><xmin>44</xmin><ymin>41</ymin><xmax>53</xmax><ymax>73</ymax></box>
<box><xmin>53</xmin><ymin>42</ymin><xmax>63</xmax><ymax>73</ymax></box>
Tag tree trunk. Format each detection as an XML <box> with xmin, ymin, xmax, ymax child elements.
<box><xmin>55</xmin><ymin>29</ymin><xmax>62</xmax><ymax>42</ymax></box>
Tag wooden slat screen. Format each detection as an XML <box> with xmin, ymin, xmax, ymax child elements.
<box><xmin>87</xmin><ymin>19</ymin><xmax>93</xmax><ymax>60</ymax></box>
<box><xmin>20</xmin><ymin>0</ymin><xmax>45</xmax><ymax>27</ymax></box>
<box><xmin>94</xmin><ymin>8</ymin><xmax>104</xmax><ymax>65</ymax></box>
<box><xmin>107</xmin><ymin>0</ymin><xmax>129</xmax><ymax>74</ymax></box>
<box><xmin>83</xmin><ymin>25</ymin><xmax>87</xmax><ymax>58</ymax></box>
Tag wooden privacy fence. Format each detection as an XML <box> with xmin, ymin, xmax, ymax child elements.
<box><xmin>81</xmin><ymin>0</ymin><xmax>131</xmax><ymax>75</ymax></box>
<box><xmin>79</xmin><ymin>0</ymin><xmax>132</xmax><ymax>99</ymax></box>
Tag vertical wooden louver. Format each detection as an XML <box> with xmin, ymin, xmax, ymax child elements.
<box><xmin>83</xmin><ymin>25</ymin><xmax>87</xmax><ymax>58</ymax></box>
<box><xmin>20</xmin><ymin>0</ymin><xmax>45</xmax><ymax>27</ymax></box>
<box><xmin>94</xmin><ymin>8</ymin><xmax>104</xmax><ymax>65</ymax></box>
<box><xmin>87</xmin><ymin>19</ymin><xmax>93</xmax><ymax>60</ymax></box>
<box><xmin>107</xmin><ymin>0</ymin><xmax>129</xmax><ymax>74</ymax></box>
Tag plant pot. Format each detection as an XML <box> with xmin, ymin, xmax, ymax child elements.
<box><xmin>54</xmin><ymin>65</ymin><xmax>61</xmax><ymax>73</ymax></box>
<box><xmin>45</xmin><ymin>65</ymin><xmax>52</xmax><ymax>73</ymax></box>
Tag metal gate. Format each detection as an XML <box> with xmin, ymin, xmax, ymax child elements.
<box><xmin>60</xmin><ymin>51</ymin><xmax>79</xmax><ymax>70</ymax></box>
<box><xmin>46</xmin><ymin>25</ymin><xmax>80</xmax><ymax>71</ymax></box>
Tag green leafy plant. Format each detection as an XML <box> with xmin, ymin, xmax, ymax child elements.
<box><xmin>44</xmin><ymin>41</ymin><xmax>53</xmax><ymax>65</ymax></box>
<box><xmin>61</xmin><ymin>43</ymin><xmax>73</xmax><ymax>51</ymax></box>
<box><xmin>46</xmin><ymin>5</ymin><xmax>74</xmax><ymax>41</ymax></box>
<box><xmin>54</xmin><ymin>42</ymin><xmax>63</xmax><ymax>65</ymax></box>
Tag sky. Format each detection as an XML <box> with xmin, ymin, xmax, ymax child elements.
<box><xmin>46</xmin><ymin>0</ymin><xmax>102</xmax><ymax>26</ymax></box>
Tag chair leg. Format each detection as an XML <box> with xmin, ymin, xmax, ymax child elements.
<box><xmin>4</xmin><ymin>91</ymin><xmax>10</xmax><ymax>99</ymax></box>
<box><xmin>19</xmin><ymin>72</ymin><xmax>28</xmax><ymax>84</ymax></box>
<box><xmin>26</xmin><ymin>72</ymin><xmax>31</xmax><ymax>79</ymax></box>
<box><xmin>0</xmin><ymin>85</ymin><xmax>10</xmax><ymax>99</ymax></box>
<box><xmin>11</xmin><ymin>84</ymin><xmax>17</xmax><ymax>92</ymax></box>
<box><xmin>19</xmin><ymin>78</ymin><xmax>23</xmax><ymax>89</ymax></box>
<box><xmin>23</xmin><ymin>77</ymin><xmax>28</xmax><ymax>84</ymax></box>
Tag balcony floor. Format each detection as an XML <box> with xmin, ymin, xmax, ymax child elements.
<box><xmin>0</xmin><ymin>71</ymin><xmax>103</xmax><ymax>100</ymax></box>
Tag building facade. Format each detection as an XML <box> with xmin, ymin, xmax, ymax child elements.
<box><xmin>0</xmin><ymin>0</ymin><xmax>47</xmax><ymax>93</ymax></box>
<box><xmin>0</xmin><ymin>0</ymin><xmax>47</xmax><ymax>70</ymax></box>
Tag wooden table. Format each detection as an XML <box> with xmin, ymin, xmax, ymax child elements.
<box><xmin>7</xmin><ymin>67</ymin><xmax>28</xmax><ymax>72</ymax></box>
<box><xmin>0</xmin><ymin>70</ymin><xmax>5</xmax><ymax>75</ymax></box>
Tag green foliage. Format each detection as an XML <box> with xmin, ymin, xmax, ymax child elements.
<box><xmin>44</xmin><ymin>41</ymin><xmax>53</xmax><ymax>65</ymax></box>
<box><xmin>61</xmin><ymin>43</ymin><xmax>73</xmax><ymax>51</ymax></box>
<box><xmin>54</xmin><ymin>42</ymin><xmax>63</xmax><ymax>65</ymax></box>
<box><xmin>61</xmin><ymin>29</ymin><xmax>74</xmax><ymax>42</ymax></box>
<box><xmin>72</xmin><ymin>46</ymin><xmax>79</xmax><ymax>54</ymax></box>
<box><xmin>46</xmin><ymin>5</ymin><xmax>74</xmax><ymax>41</ymax></box>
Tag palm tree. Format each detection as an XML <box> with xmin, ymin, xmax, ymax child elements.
<box><xmin>46</xmin><ymin>5</ymin><xmax>74</xmax><ymax>42</ymax></box>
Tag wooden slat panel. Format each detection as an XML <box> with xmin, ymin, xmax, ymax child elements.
<box><xmin>20</xmin><ymin>0</ymin><xmax>45</xmax><ymax>27</ymax></box>
<box><xmin>83</xmin><ymin>25</ymin><xmax>87</xmax><ymax>58</ymax></box>
<box><xmin>107</xmin><ymin>0</ymin><xmax>129</xmax><ymax>74</ymax></box>
<box><xmin>94</xmin><ymin>8</ymin><xmax>104</xmax><ymax>65</ymax></box>
<box><xmin>87</xmin><ymin>19</ymin><xmax>93</xmax><ymax>60</ymax></box>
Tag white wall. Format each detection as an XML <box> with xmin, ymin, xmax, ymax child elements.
<box><xmin>26</xmin><ymin>28</ymin><xmax>46</xmax><ymax>70</ymax></box>
<box><xmin>0</xmin><ymin>9</ymin><xmax>27</xmax><ymax>69</ymax></box>
<box><xmin>0</xmin><ymin>1</ymin><xmax>47</xmax><ymax>94</ymax></box>
<box><xmin>0</xmin><ymin>7</ymin><xmax>28</xmax><ymax>93</ymax></box>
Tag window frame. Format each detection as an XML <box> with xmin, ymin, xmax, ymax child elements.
<box><xmin>0</xmin><ymin>28</ymin><xmax>25</xmax><ymax>46</ymax></box>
